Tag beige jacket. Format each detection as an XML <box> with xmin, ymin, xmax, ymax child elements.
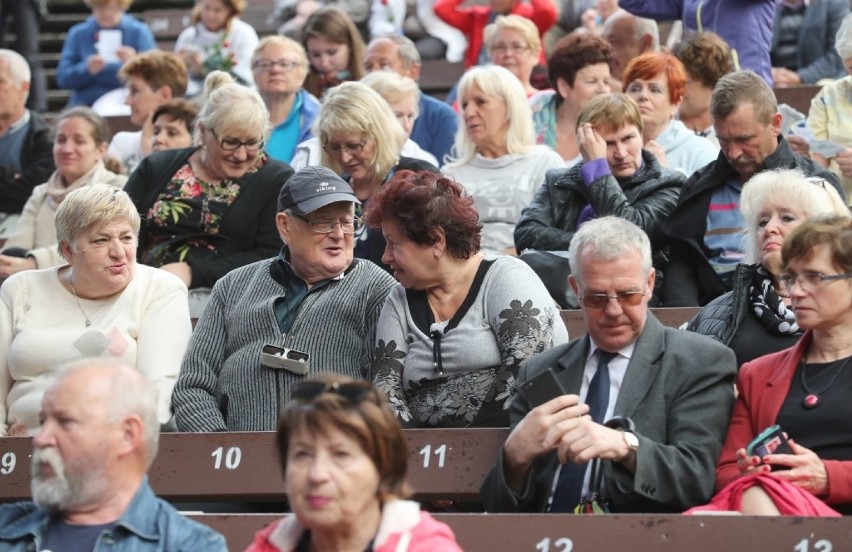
<box><xmin>3</xmin><ymin>162</ymin><xmax>127</xmax><ymax>268</ymax></box>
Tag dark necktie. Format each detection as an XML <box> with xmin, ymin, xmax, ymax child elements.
<box><xmin>549</xmin><ymin>349</ymin><xmax>616</xmax><ymax>512</ymax></box>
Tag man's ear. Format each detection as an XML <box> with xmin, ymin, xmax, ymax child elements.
<box><xmin>408</xmin><ymin>62</ymin><xmax>421</xmax><ymax>81</ymax></box>
<box><xmin>640</xmin><ymin>34</ymin><xmax>653</xmax><ymax>53</ymax></box>
<box><xmin>116</xmin><ymin>415</ymin><xmax>144</xmax><ymax>459</ymax></box>
<box><xmin>646</xmin><ymin>267</ymin><xmax>656</xmax><ymax>295</ymax></box>
<box><xmin>769</xmin><ymin>112</ymin><xmax>783</xmax><ymax>137</ymax></box>
<box><xmin>568</xmin><ymin>274</ymin><xmax>579</xmax><ymax>297</ymax></box>
<box><xmin>276</xmin><ymin>212</ymin><xmax>290</xmax><ymax>244</ymax></box>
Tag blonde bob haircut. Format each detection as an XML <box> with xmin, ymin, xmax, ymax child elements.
<box><xmin>316</xmin><ymin>81</ymin><xmax>406</xmax><ymax>182</ymax></box>
<box><xmin>55</xmin><ymin>184</ymin><xmax>140</xmax><ymax>250</ymax></box>
<box><xmin>576</xmin><ymin>93</ymin><xmax>644</xmax><ymax>135</ymax></box>
<box><xmin>193</xmin><ymin>70</ymin><xmax>271</xmax><ymax>144</ymax></box>
<box><xmin>252</xmin><ymin>35</ymin><xmax>309</xmax><ymax>70</ymax></box>
<box><xmin>484</xmin><ymin>14</ymin><xmax>542</xmax><ymax>58</ymax></box>
<box><xmin>445</xmin><ymin>64</ymin><xmax>534</xmax><ymax>167</ymax></box>
<box><xmin>360</xmin><ymin>71</ymin><xmax>421</xmax><ymax>117</ymax></box>
<box><xmin>740</xmin><ymin>168</ymin><xmax>851</xmax><ymax>264</ymax></box>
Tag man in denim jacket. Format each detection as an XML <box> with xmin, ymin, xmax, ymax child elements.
<box><xmin>0</xmin><ymin>359</ymin><xmax>227</xmax><ymax>551</ymax></box>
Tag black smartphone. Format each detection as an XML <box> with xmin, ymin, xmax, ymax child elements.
<box><xmin>518</xmin><ymin>367</ymin><xmax>568</xmax><ymax>406</ymax></box>
<box><xmin>747</xmin><ymin>425</ymin><xmax>793</xmax><ymax>470</ymax></box>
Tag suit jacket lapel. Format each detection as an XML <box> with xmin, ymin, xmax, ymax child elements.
<box><xmin>614</xmin><ymin>315</ymin><xmax>665</xmax><ymax>418</ymax></box>
<box><xmin>554</xmin><ymin>337</ymin><xmax>590</xmax><ymax>395</ymax></box>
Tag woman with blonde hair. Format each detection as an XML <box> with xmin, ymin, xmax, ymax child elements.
<box><xmin>124</xmin><ymin>71</ymin><xmax>294</xmax><ymax>289</ymax></box>
<box><xmin>300</xmin><ymin>7</ymin><xmax>366</xmax><ymax>98</ymax></box>
<box><xmin>176</xmin><ymin>0</ymin><xmax>259</xmax><ymax>95</ymax></box>
<box><xmin>310</xmin><ymin>81</ymin><xmax>437</xmax><ymax>269</ymax></box>
<box><xmin>484</xmin><ymin>14</ymin><xmax>542</xmax><ymax>96</ymax></box>
<box><xmin>442</xmin><ymin>65</ymin><xmax>564</xmax><ymax>256</ymax></box>
<box><xmin>688</xmin><ymin>169</ymin><xmax>850</xmax><ymax>367</ymax></box>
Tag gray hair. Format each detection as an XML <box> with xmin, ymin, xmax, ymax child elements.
<box><xmin>253</xmin><ymin>34</ymin><xmax>309</xmax><ymax>70</ymax></box>
<box><xmin>568</xmin><ymin>217</ymin><xmax>652</xmax><ymax>285</ymax></box>
<box><xmin>711</xmin><ymin>70</ymin><xmax>776</xmax><ymax>124</ymax></box>
<box><xmin>741</xmin><ymin>168</ymin><xmax>851</xmax><ymax>264</ymax></box>
<box><xmin>836</xmin><ymin>14</ymin><xmax>852</xmax><ymax>59</ymax></box>
<box><xmin>0</xmin><ymin>48</ymin><xmax>31</xmax><ymax>85</ymax></box>
<box><xmin>52</xmin><ymin>358</ymin><xmax>160</xmax><ymax>468</ymax></box>
<box><xmin>634</xmin><ymin>14</ymin><xmax>660</xmax><ymax>51</ymax></box>
<box><xmin>369</xmin><ymin>35</ymin><xmax>421</xmax><ymax>69</ymax></box>
<box><xmin>194</xmin><ymin>70</ymin><xmax>271</xmax><ymax>144</ymax></box>
<box><xmin>360</xmin><ymin>71</ymin><xmax>421</xmax><ymax>115</ymax></box>
<box><xmin>55</xmin><ymin>184</ymin><xmax>140</xmax><ymax>251</ymax></box>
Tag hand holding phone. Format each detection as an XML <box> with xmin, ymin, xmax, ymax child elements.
<box><xmin>518</xmin><ymin>367</ymin><xmax>567</xmax><ymax>406</ymax></box>
<box><xmin>747</xmin><ymin>425</ymin><xmax>793</xmax><ymax>470</ymax></box>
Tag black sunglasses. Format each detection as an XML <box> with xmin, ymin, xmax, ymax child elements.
<box><xmin>291</xmin><ymin>381</ymin><xmax>377</xmax><ymax>403</ymax></box>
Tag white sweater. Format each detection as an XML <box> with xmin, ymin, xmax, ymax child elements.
<box><xmin>0</xmin><ymin>264</ymin><xmax>191</xmax><ymax>435</ymax></box>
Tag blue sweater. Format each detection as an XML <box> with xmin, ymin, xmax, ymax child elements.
<box><xmin>56</xmin><ymin>14</ymin><xmax>157</xmax><ymax>106</ymax></box>
<box><xmin>411</xmin><ymin>94</ymin><xmax>458</xmax><ymax>165</ymax></box>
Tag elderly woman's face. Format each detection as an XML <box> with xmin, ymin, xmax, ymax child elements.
<box><xmin>324</xmin><ymin>131</ymin><xmax>376</xmax><ymax>185</ymax></box>
<box><xmin>461</xmin><ymin>83</ymin><xmax>509</xmax><ymax>153</ymax></box>
<box><xmin>390</xmin><ymin>96</ymin><xmax>418</xmax><ymax>137</ymax></box>
<box><xmin>253</xmin><ymin>43</ymin><xmax>308</xmax><ymax>97</ymax></box>
<box><xmin>489</xmin><ymin>28</ymin><xmax>538</xmax><ymax>87</ymax></box>
<box><xmin>381</xmin><ymin>217</ymin><xmax>436</xmax><ymax>289</ymax></box>
<box><xmin>278</xmin><ymin>201</ymin><xmax>355</xmax><ymax>284</ymax></box>
<box><xmin>201</xmin><ymin>124</ymin><xmax>265</xmax><ymax>180</ymax></box>
<box><xmin>625</xmin><ymin>72</ymin><xmax>679</xmax><ymax>138</ymax></box>
<box><xmin>285</xmin><ymin>426</ymin><xmax>382</xmax><ymax>535</ymax></box>
<box><xmin>53</xmin><ymin>116</ymin><xmax>107</xmax><ymax>185</ymax></box>
<box><xmin>559</xmin><ymin>63</ymin><xmax>611</xmax><ymax>110</ymax></box>
<box><xmin>755</xmin><ymin>193</ymin><xmax>807</xmax><ymax>275</ymax></box>
<box><xmin>787</xmin><ymin>244</ymin><xmax>852</xmax><ymax>331</ymax></box>
<box><xmin>62</xmin><ymin>217</ymin><xmax>137</xmax><ymax>296</ymax></box>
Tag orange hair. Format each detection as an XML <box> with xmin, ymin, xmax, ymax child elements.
<box><xmin>622</xmin><ymin>52</ymin><xmax>687</xmax><ymax>105</ymax></box>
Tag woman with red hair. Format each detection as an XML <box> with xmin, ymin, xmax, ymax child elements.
<box><xmin>623</xmin><ymin>52</ymin><xmax>719</xmax><ymax>178</ymax></box>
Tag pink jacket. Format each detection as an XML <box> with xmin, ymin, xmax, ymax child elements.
<box><xmin>716</xmin><ymin>332</ymin><xmax>852</xmax><ymax>506</ymax></box>
<box><xmin>244</xmin><ymin>500</ymin><xmax>464</xmax><ymax>552</ymax></box>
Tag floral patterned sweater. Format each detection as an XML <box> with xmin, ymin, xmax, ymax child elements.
<box><xmin>371</xmin><ymin>255</ymin><xmax>569</xmax><ymax>428</ymax></box>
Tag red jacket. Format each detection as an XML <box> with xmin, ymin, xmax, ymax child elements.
<box><xmin>244</xmin><ymin>500</ymin><xmax>463</xmax><ymax>552</ymax></box>
<box><xmin>433</xmin><ymin>0</ymin><xmax>556</xmax><ymax>67</ymax></box>
<box><xmin>716</xmin><ymin>332</ymin><xmax>852</xmax><ymax>507</ymax></box>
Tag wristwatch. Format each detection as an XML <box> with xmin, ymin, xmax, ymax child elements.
<box><xmin>620</xmin><ymin>431</ymin><xmax>639</xmax><ymax>463</ymax></box>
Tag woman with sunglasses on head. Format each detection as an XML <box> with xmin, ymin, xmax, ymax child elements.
<box><xmin>246</xmin><ymin>377</ymin><xmax>463</xmax><ymax>551</ymax></box>
<box><xmin>308</xmin><ymin>81</ymin><xmax>437</xmax><ymax>271</ymax></box>
<box><xmin>124</xmin><ymin>71</ymin><xmax>294</xmax><ymax>290</ymax></box>
<box><xmin>687</xmin><ymin>169</ymin><xmax>850</xmax><ymax>367</ymax></box>
<box><xmin>366</xmin><ymin>170</ymin><xmax>568</xmax><ymax>428</ymax></box>
<box><xmin>688</xmin><ymin>216</ymin><xmax>852</xmax><ymax>516</ymax></box>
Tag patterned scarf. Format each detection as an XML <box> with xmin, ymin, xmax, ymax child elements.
<box><xmin>749</xmin><ymin>264</ymin><xmax>800</xmax><ymax>336</ymax></box>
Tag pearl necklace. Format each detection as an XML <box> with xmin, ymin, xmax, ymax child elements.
<box><xmin>68</xmin><ymin>271</ymin><xmax>93</xmax><ymax>327</ymax></box>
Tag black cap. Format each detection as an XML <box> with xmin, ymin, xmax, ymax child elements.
<box><xmin>278</xmin><ymin>166</ymin><xmax>360</xmax><ymax>215</ymax></box>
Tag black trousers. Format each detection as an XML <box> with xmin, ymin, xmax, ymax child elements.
<box><xmin>0</xmin><ymin>0</ymin><xmax>46</xmax><ymax>112</ymax></box>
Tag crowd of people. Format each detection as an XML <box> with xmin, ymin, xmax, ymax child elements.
<box><xmin>1</xmin><ymin>0</ymin><xmax>852</xmax><ymax>548</ymax></box>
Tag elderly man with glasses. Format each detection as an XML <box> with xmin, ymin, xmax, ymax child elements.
<box><xmin>171</xmin><ymin>166</ymin><xmax>396</xmax><ymax>432</ymax></box>
<box><xmin>482</xmin><ymin>216</ymin><xmax>737</xmax><ymax>514</ymax></box>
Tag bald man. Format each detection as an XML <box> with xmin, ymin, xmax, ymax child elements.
<box><xmin>0</xmin><ymin>359</ymin><xmax>227</xmax><ymax>551</ymax></box>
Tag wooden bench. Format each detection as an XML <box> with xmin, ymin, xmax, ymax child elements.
<box><xmin>774</xmin><ymin>84</ymin><xmax>822</xmax><ymax>117</ymax></box>
<box><xmin>0</xmin><ymin>428</ymin><xmax>508</xmax><ymax>503</ymax></box>
<box><xmin>144</xmin><ymin>6</ymin><xmax>280</xmax><ymax>50</ymax></box>
<box><xmin>187</xmin><ymin>512</ymin><xmax>852</xmax><ymax>551</ymax></box>
<box><xmin>560</xmin><ymin>307</ymin><xmax>701</xmax><ymax>337</ymax></box>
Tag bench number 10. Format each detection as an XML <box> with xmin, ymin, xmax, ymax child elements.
<box><xmin>211</xmin><ymin>446</ymin><xmax>242</xmax><ymax>470</ymax></box>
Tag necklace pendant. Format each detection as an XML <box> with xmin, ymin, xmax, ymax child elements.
<box><xmin>802</xmin><ymin>394</ymin><xmax>819</xmax><ymax>409</ymax></box>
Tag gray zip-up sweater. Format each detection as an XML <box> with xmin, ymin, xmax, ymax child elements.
<box><xmin>172</xmin><ymin>255</ymin><xmax>396</xmax><ymax>432</ymax></box>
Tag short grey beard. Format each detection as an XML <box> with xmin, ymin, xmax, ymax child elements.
<box><xmin>31</xmin><ymin>447</ymin><xmax>107</xmax><ymax>512</ymax></box>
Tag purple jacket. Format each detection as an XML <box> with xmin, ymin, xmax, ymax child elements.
<box><xmin>618</xmin><ymin>0</ymin><xmax>777</xmax><ymax>84</ymax></box>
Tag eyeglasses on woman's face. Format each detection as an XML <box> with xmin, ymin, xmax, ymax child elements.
<box><xmin>322</xmin><ymin>140</ymin><xmax>368</xmax><ymax>157</ymax></box>
<box><xmin>490</xmin><ymin>41</ymin><xmax>531</xmax><ymax>56</ymax></box>
<box><xmin>253</xmin><ymin>58</ymin><xmax>301</xmax><ymax>72</ymax></box>
<box><xmin>291</xmin><ymin>213</ymin><xmax>363</xmax><ymax>234</ymax></box>
<box><xmin>778</xmin><ymin>271</ymin><xmax>852</xmax><ymax>292</ymax></box>
<box><xmin>209</xmin><ymin>128</ymin><xmax>265</xmax><ymax>152</ymax></box>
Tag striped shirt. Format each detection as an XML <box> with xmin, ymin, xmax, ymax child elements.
<box><xmin>705</xmin><ymin>178</ymin><xmax>746</xmax><ymax>285</ymax></box>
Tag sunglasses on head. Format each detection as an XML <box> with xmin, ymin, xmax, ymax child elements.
<box><xmin>291</xmin><ymin>381</ymin><xmax>376</xmax><ymax>403</ymax></box>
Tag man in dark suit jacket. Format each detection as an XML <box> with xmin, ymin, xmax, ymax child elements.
<box><xmin>481</xmin><ymin>216</ymin><xmax>737</xmax><ymax>513</ymax></box>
